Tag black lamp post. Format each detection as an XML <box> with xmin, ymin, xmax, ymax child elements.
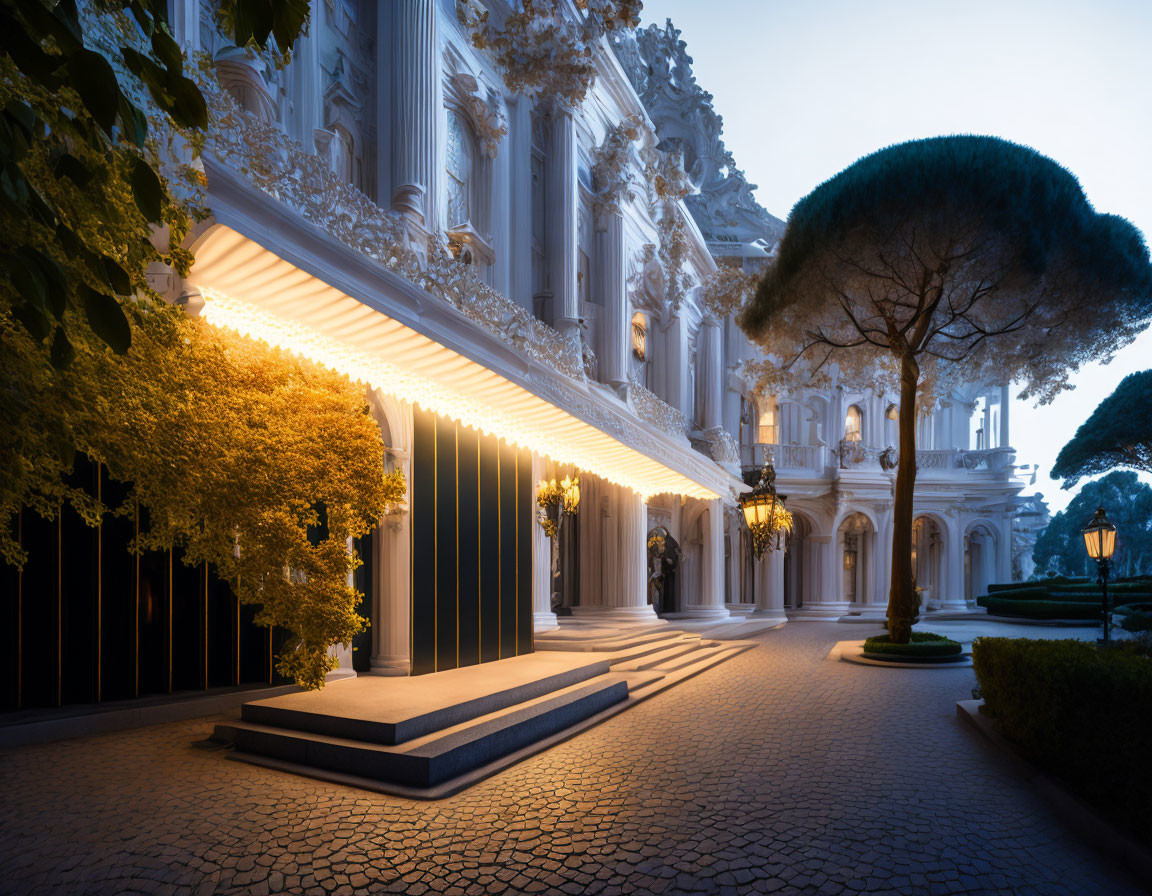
<box><xmin>1081</xmin><ymin>506</ymin><xmax>1117</xmax><ymax>645</ymax></box>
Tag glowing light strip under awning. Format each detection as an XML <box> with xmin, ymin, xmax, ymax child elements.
<box><xmin>191</xmin><ymin>237</ymin><xmax>720</xmax><ymax>501</ymax></box>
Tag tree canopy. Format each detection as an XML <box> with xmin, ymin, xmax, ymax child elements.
<box><xmin>740</xmin><ymin>135</ymin><xmax>1152</xmax><ymax>641</ymax></box>
<box><xmin>741</xmin><ymin>136</ymin><xmax>1152</xmax><ymax>405</ymax></box>
<box><xmin>1052</xmin><ymin>370</ymin><xmax>1152</xmax><ymax>489</ymax></box>
<box><xmin>1033</xmin><ymin>471</ymin><xmax>1152</xmax><ymax>579</ymax></box>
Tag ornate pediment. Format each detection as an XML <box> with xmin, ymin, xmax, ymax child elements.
<box><xmin>612</xmin><ymin>20</ymin><xmax>785</xmax><ymax>249</ymax></box>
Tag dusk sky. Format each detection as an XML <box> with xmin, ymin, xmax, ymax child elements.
<box><xmin>642</xmin><ymin>0</ymin><xmax>1152</xmax><ymax>515</ymax></box>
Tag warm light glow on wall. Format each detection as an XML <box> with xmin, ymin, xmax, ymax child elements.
<box><xmin>199</xmin><ymin>288</ymin><xmax>719</xmax><ymax>501</ymax></box>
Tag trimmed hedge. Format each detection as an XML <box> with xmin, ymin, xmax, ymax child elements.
<box><xmin>863</xmin><ymin>632</ymin><xmax>962</xmax><ymax>657</ymax></box>
<box><xmin>977</xmin><ymin>597</ymin><xmax>1101</xmax><ymax>619</ymax></box>
<box><xmin>972</xmin><ymin>638</ymin><xmax>1152</xmax><ymax>844</ymax></box>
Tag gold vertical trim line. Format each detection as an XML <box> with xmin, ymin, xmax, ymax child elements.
<box><xmin>409</xmin><ymin>436</ymin><xmax>414</xmax><ymax>675</ymax></box>
<box><xmin>96</xmin><ymin>465</ymin><xmax>102</xmax><ymax>704</ymax></box>
<box><xmin>515</xmin><ymin>453</ymin><xmax>519</xmax><ymax>657</ymax></box>
<box><xmin>57</xmin><ymin>512</ymin><xmax>62</xmax><ymax>707</ymax></box>
<box><xmin>134</xmin><ymin>499</ymin><xmax>140</xmax><ymax>698</ymax></box>
<box><xmin>455</xmin><ymin>422</ymin><xmax>460</xmax><ymax>670</ymax></box>
<box><xmin>477</xmin><ymin>436</ymin><xmax>481</xmax><ymax>663</ymax></box>
<box><xmin>235</xmin><ymin>575</ymin><xmax>241</xmax><ymax>686</ymax></box>
<box><xmin>167</xmin><ymin>550</ymin><xmax>173</xmax><ymax>693</ymax></box>
<box><xmin>202</xmin><ymin>562</ymin><xmax>208</xmax><ymax>690</ymax></box>
<box><xmin>430</xmin><ymin>414</ymin><xmax>433</xmax><ymax>667</ymax></box>
<box><xmin>497</xmin><ymin>443</ymin><xmax>502</xmax><ymax>661</ymax></box>
<box><xmin>16</xmin><ymin>509</ymin><xmax>22</xmax><ymax>711</ymax></box>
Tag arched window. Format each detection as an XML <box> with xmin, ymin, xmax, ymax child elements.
<box><xmin>446</xmin><ymin>111</ymin><xmax>474</xmax><ymax>227</ymax></box>
<box><xmin>631</xmin><ymin>311</ymin><xmax>647</xmax><ymax>361</ymax></box>
<box><xmin>845</xmin><ymin>404</ymin><xmax>864</xmax><ymax>442</ymax></box>
<box><xmin>757</xmin><ymin>395</ymin><xmax>778</xmax><ymax>445</ymax></box>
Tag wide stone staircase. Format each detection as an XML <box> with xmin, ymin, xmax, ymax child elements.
<box><xmin>212</xmin><ymin>625</ymin><xmax>754</xmax><ymax>798</ymax></box>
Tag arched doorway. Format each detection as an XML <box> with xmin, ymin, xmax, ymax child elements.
<box><xmin>647</xmin><ymin>526</ymin><xmax>681</xmax><ymax>615</ymax></box>
<box><xmin>965</xmin><ymin>523</ymin><xmax>998</xmax><ymax>603</ymax></box>
<box><xmin>837</xmin><ymin>512</ymin><xmax>876</xmax><ymax>609</ymax></box>
<box><xmin>783</xmin><ymin>512</ymin><xmax>814</xmax><ymax>610</ymax></box>
<box><xmin>912</xmin><ymin>515</ymin><xmax>945</xmax><ymax>611</ymax></box>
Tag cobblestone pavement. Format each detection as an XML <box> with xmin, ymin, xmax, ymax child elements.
<box><xmin>0</xmin><ymin>621</ymin><xmax>1141</xmax><ymax>896</ymax></box>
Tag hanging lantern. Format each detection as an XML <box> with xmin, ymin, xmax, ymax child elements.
<box><xmin>738</xmin><ymin>454</ymin><xmax>793</xmax><ymax>559</ymax></box>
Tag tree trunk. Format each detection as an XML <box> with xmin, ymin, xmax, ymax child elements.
<box><xmin>887</xmin><ymin>353</ymin><xmax>920</xmax><ymax>643</ymax></box>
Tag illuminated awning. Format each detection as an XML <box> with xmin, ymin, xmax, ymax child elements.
<box><xmin>189</xmin><ymin>222</ymin><xmax>726</xmax><ymax>501</ymax></box>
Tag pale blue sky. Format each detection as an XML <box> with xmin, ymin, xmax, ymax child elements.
<box><xmin>641</xmin><ymin>0</ymin><xmax>1152</xmax><ymax>515</ymax></box>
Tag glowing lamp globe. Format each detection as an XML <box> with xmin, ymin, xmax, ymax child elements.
<box><xmin>1081</xmin><ymin>506</ymin><xmax>1116</xmax><ymax>561</ymax></box>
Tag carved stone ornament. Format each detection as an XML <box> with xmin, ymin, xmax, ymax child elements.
<box><xmin>195</xmin><ymin>59</ymin><xmax>584</xmax><ymax>382</ymax></box>
<box><xmin>457</xmin><ymin>0</ymin><xmax>641</xmax><ymax>109</ymax></box>
<box><xmin>445</xmin><ymin>70</ymin><xmax>507</xmax><ymax>159</ymax></box>
<box><xmin>612</xmin><ymin>19</ymin><xmax>785</xmax><ymax>247</ymax></box>
<box><xmin>592</xmin><ymin>115</ymin><xmax>643</xmax><ymax>214</ymax></box>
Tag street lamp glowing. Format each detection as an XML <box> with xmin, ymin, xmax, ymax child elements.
<box><xmin>738</xmin><ymin>454</ymin><xmax>793</xmax><ymax>559</ymax></box>
<box><xmin>1081</xmin><ymin>506</ymin><xmax>1116</xmax><ymax>560</ymax></box>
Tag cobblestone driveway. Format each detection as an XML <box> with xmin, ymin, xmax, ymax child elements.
<box><xmin>0</xmin><ymin>621</ymin><xmax>1140</xmax><ymax>895</ymax></box>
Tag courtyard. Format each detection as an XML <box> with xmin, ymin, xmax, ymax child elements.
<box><xmin>0</xmin><ymin>621</ymin><xmax>1139</xmax><ymax>896</ymax></box>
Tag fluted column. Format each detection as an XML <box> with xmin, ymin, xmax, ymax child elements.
<box><xmin>752</xmin><ymin>546</ymin><xmax>787</xmax><ymax>621</ymax></box>
<box><xmin>390</xmin><ymin>0</ymin><xmax>440</xmax><ymax>232</ymax></box>
<box><xmin>572</xmin><ymin>483</ymin><xmax>657</xmax><ymax>623</ymax></box>
<box><xmin>999</xmin><ymin>384</ymin><xmax>1010</xmax><ymax>449</ymax></box>
<box><xmin>531</xmin><ymin>455</ymin><xmax>558</xmax><ymax>631</ymax></box>
<box><xmin>548</xmin><ymin>110</ymin><xmax>579</xmax><ymax>341</ymax></box>
<box><xmin>680</xmin><ymin>498</ymin><xmax>731</xmax><ymax>620</ymax></box>
<box><xmin>597</xmin><ymin>211</ymin><xmax>628</xmax><ymax>393</ymax></box>
<box><xmin>371</xmin><ymin>457</ymin><xmax>413</xmax><ymax>676</ymax></box>
<box><xmin>700</xmin><ymin>316</ymin><xmax>723</xmax><ymax>431</ymax></box>
<box><xmin>509</xmin><ymin>96</ymin><xmax>534</xmax><ymax>312</ymax></box>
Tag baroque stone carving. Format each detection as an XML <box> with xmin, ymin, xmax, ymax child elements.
<box><xmin>445</xmin><ymin>70</ymin><xmax>507</xmax><ymax>158</ymax></box>
<box><xmin>612</xmin><ymin>19</ymin><xmax>784</xmax><ymax>252</ymax></box>
<box><xmin>457</xmin><ymin>0</ymin><xmax>641</xmax><ymax>109</ymax></box>
<box><xmin>195</xmin><ymin>61</ymin><xmax>584</xmax><ymax>382</ymax></box>
<box><xmin>592</xmin><ymin>115</ymin><xmax>642</xmax><ymax>214</ymax></box>
<box><xmin>647</xmin><ymin>150</ymin><xmax>694</xmax><ymax>312</ymax></box>
<box><xmin>627</xmin><ymin>379</ymin><xmax>690</xmax><ymax>439</ymax></box>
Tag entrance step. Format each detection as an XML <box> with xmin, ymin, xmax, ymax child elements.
<box><xmin>218</xmin><ymin>673</ymin><xmax>634</xmax><ymax>790</ymax></box>
<box><xmin>604</xmin><ymin>633</ymin><xmax>704</xmax><ymax>665</ymax></box>
<box><xmin>534</xmin><ymin>626</ymin><xmax>677</xmax><ymax>653</ymax></box>
<box><xmin>239</xmin><ymin>652</ymin><xmax>611</xmax><ymax>745</ymax></box>
<box><xmin>612</xmin><ymin>639</ymin><xmax>717</xmax><ymax>672</ymax></box>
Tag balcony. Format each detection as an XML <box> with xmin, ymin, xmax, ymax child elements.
<box><xmin>915</xmin><ymin>447</ymin><xmax>1018</xmax><ymax>477</ymax></box>
<box><xmin>743</xmin><ymin>443</ymin><xmax>830</xmax><ymax>477</ymax></box>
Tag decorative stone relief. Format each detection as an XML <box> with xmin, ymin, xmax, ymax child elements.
<box><xmin>646</xmin><ymin>149</ymin><xmax>694</xmax><ymax>313</ymax></box>
<box><xmin>591</xmin><ymin>115</ymin><xmax>642</xmax><ymax>214</ymax></box>
<box><xmin>195</xmin><ymin>62</ymin><xmax>585</xmax><ymax>382</ymax></box>
<box><xmin>611</xmin><ymin>19</ymin><xmax>785</xmax><ymax>249</ymax></box>
<box><xmin>627</xmin><ymin>379</ymin><xmax>691</xmax><ymax>440</ymax></box>
<box><xmin>457</xmin><ymin>0</ymin><xmax>641</xmax><ymax>109</ymax></box>
<box><xmin>445</xmin><ymin>70</ymin><xmax>507</xmax><ymax>158</ymax></box>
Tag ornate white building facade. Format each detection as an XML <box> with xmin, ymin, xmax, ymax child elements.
<box><xmin>159</xmin><ymin>1</ymin><xmax>1032</xmax><ymax>676</ymax></box>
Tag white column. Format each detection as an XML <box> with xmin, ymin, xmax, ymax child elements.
<box><xmin>508</xmin><ymin>96</ymin><xmax>534</xmax><ymax>312</ymax></box>
<box><xmin>938</xmin><ymin>519</ymin><xmax>967</xmax><ymax>610</ymax></box>
<box><xmin>390</xmin><ymin>0</ymin><xmax>440</xmax><ymax>232</ymax></box>
<box><xmin>597</xmin><ymin>211</ymin><xmax>629</xmax><ymax>393</ymax></box>
<box><xmin>700</xmin><ymin>316</ymin><xmax>723</xmax><ymax>432</ymax></box>
<box><xmin>531</xmin><ymin>455</ymin><xmax>558</xmax><ymax>631</ymax></box>
<box><xmin>996</xmin><ymin>517</ymin><xmax>1012</xmax><ymax>584</ymax></box>
<box><xmin>548</xmin><ymin>110</ymin><xmax>579</xmax><ymax>342</ymax></box>
<box><xmin>870</xmin><ymin>511</ymin><xmax>892</xmax><ymax>608</ymax></box>
<box><xmin>572</xmin><ymin>483</ymin><xmax>657</xmax><ymax>622</ymax></box>
<box><xmin>752</xmin><ymin>546</ymin><xmax>788</xmax><ymax>622</ymax></box>
<box><xmin>661</xmin><ymin>312</ymin><xmax>690</xmax><ymax>417</ymax></box>
<box><xmin>371</xmin><ymin>455</ymin><xmax>413</xmax><ymax>676</ymax></box>
<box><xmin>679</xmin><ymin>499</ymin><xmax>731</xmax><ymax>620</ymax></box>
<box><xmin>999</xmin><ymin>384</ymin><xmax>1010</xmax><ymax>450</ymax></box>
<box><xmin>795</xmin><ymin>535</ymin><xmax>848</xmax><ymax>616</ymax></box>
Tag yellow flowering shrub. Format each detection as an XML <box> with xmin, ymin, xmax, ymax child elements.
<box><xmin>2</xmin><ymin>298</ymin><xmax>403</xmax><ymax>690</ymax></box>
